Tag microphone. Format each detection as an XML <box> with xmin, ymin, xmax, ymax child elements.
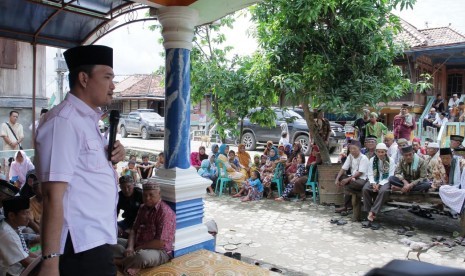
<box><xmin>108</xmin><ymin>110</ymin><xmax>120</xmax><ymax>162</ymax></box>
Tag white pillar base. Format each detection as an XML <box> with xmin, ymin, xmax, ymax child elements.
<box><xmin>152</xmin><ymin>167</ymin><xmax>215</xmax><ymax>257</ymax></box>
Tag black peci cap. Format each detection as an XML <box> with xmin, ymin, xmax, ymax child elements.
<box><xmin>64</xmin><ymin>45</ymin><xmax>113</xmax><ymax>71</ymax></box>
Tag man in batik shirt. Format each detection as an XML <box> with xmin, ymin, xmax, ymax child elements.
<box><xmin>112</xmin><ymin>179</ymin><xmax>176</xmax><ymax>276</ymax></box>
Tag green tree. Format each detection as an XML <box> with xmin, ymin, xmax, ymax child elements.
<box><xmin>251</xmin><ymin>0</ymin><xmax>415</xmax><ymax>163</ymax></box>
<box><xmin>188</xmin><ymin>16</ymin><xmax>277</xmax><ymax>142</ymax></box>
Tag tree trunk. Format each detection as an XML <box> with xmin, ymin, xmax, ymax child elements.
<box><xmin>302</xmin><ymin>100</ymin><xmax>332</xmax><ymax>164</ymax></box>
<box><xmin>239</xmin><ymin>117</ymin><xmax>244</xmax><ymax>144</ymax></box>
<box><xmin>211</xmin><ymin>94</ymin><xmax>225</xmax><ymax>142</ymax></box>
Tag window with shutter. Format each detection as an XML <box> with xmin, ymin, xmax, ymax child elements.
<box><xmin>0</xmin><ymin>38</ymin><xmax>17</xmax><ymax>69</ymax></box>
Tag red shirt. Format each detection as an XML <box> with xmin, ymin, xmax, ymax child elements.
<box><xmin>133</xmin><ymin>200</ymin><xmax>176</xmax><ymax>254</ymax></box>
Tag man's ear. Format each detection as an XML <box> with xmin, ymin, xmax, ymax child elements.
<box><xmin>78</xmin><ymin>71</ymin><xmax>89</xmax><ymax>88</ymax></box>
<box><xmin>7</xmin><ymin>211</ymin><xmax>15</xmax><ymax>221</ymax></box>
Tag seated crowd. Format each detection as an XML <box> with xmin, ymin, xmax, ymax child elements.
<box><xmin>334</xmin><ymin>132</ymin><xmax>465</xmax><ymax>225</ymax></box>
<box><xmin>0</xmin><ymin>150</ymin><xmax>175</xmax><ymax>275</ymax></box>
<box><xmin>190</xmin><ymin>135</ymin><xmax>323</xmax><ymax>202</ymax></box>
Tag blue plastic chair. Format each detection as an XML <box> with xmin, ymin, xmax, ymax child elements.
<box><xmin>215</xmin><ymin>159</ymin><xmax>234</xmax><ymax>196</ymax></box>
<box><xmin>271</xmin><ymin>162</ymin><xmax>284</xmax><ymax>197</ymax></box>
<box><xmin>305</xmin><ymin>165</ymin><xmax>319</xmax><ymax>203</ymax></box>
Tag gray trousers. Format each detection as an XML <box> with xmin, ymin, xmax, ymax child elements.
<box><xmin>112</xmin><ymin>238</ymin><xmax>170</xmax><ymax>271</ymax></box>
<box><xmin>342</xmin><ymin>176</ymin><xmax>368</xmax><ymax>208</ymax></box>
<box><xmin>362</xmin><ymin>182</ymin><xmax>391</xmax><ymax>214</ymax></box>
<box><xmin>388</xmin><ymin>176</ymin><xmax>431</xmax><ymax>192</ymax></box>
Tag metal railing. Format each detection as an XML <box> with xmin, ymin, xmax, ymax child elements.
<box><xmin>424</xmin><ymin>126</ymin><xmax>438</xmax><ymax>141</ymax></box>
<box><xmin>436</xmin><ymin>122</ymin><xmax>465</xmax><ymax>147</ymax></box>
<box><xmin>415</xmin><ymin>95</ymin><xmax>435</xmax><ymax>139</ymax></box>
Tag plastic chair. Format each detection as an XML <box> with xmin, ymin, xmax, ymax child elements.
<box><xmin>271</xmin><ymin>162</ymin><xmax>284</xmax><ymax>197</ymax></box>
<box><xmin>215</xmin><ymin>159</ymin><xmax>233</xmax><ymax>196</ymax></box>
<box><xmin>305</xmin><ymin>165</ymin><xmax>319</xmax><ymax>203</ymax></box>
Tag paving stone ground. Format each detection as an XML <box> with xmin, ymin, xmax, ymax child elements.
<box><xmin>204</xmin><ymin>195</ymin><xmax>465</xmax><ymax>276</ymax></box>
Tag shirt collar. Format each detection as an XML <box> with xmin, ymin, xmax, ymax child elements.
<box><xmin>143</xmin><ymin>200</ymin><xmax>162</xmax><ymax>211</ymax></box>
<box><xmin>66</xmin><ymin>93</ymin><xmax>103</xmax><ymax>120</ymax></box>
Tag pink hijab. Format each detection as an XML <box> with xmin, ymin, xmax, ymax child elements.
<box><xmin>9</xmin><ymin>150</ymin><xmax>35</xmax><ymax>188</ymax></box>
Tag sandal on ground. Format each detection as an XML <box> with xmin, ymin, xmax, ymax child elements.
<box><xmin>337</xmin><ymin>219</ymin><xmax>347</xmax><ymax>225</ymax></box>
<box><xmin>340</xmin><ymin>210</ymin><xmax>352</xmax><ymax>216</ymax></box>
<box><xmin>361</xmin><ymin>221</ymin><xmax>371</xmax><ymax>228</ymax></box>
<box><xmin>330</xmin><ymin>218</ymin><xmax>340</xmax><ymax>224</ymax></box>
<box><xmin>443</xmin><ymin>240</ymin><xmax>456</xmax><ymax>248</ymax></box>
<box><xmin>370</xmin><ymin>222</ymin><xmax>381</xmax><ymax>230</ymax></box>
<box><xmin>405</xmin><ymin>231</ymin><xmax>416</xmax><ymax>237</ymax></box>
<box><xmin>432</xmin><ymin>236</ymin><xmax>446</xmax><ymax>242</ymax></box>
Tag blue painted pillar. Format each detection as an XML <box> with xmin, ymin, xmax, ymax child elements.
<box><xmin>164</xmin><ymin>48</ymin><xmax>191</xmax><ymax>169</ymax></box>
<box><xmin>154</xmin><ymin>6</ymin><xmax>215</xmax><ymax>257</ymax></box>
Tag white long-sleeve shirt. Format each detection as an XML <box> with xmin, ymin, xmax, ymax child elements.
<box><xmin>367</xmin><ymin>156</ymin><xmax>396</xmax><ymax>185</ymax></box>
<box><xmin>433</xmin><ymin>117</ymin><xmax>448</xmax><ymax>126</ymax></box>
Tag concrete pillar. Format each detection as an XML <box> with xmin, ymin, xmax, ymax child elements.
<box><xmin>154</xmin><ymin>6</ymin><xmax>214</xmax><ymax>257</ymax></box>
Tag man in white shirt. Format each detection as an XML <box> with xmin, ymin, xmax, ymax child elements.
<box><xmin>383</xmin><ymin>133</ymin><xmax>397</xmax><ymax>158</ymax></box>
<box><xmin>448</xmin><ymin>94</ymin><xmax>461</xmax><ymax>122</ymax></box>
<box><xmin>362</xmin><ymin>143</ymin><xmax>396</xmax><ymax>223</ymax></box>
<box><xmin>29</xmin><ymin>108</ymin><xmax>48</xmax><ymax>133</ymax></box>
<box><xmin>422</xmin><ymin>107</ymin><xmax>439</xmax><ymax>130</ymax></box>
<box><xmin>448</xmin><ymin>94</ymin><xmax>460</xmax><ymax>109</ymax></box>
<box><xmin>0</xmin><ymin>197</ymin><xmax>38</xmax><ymax>276</ymax></box>
<box><xmin>36</xmin><ymin>45</ymin><xmax>125</xmax><ymax>276</ymax></box>
<box><xmin>432</xmin><ymin>112</ymin><xmax>448</xmax><ymax>130</ymax></box>
<box><xmin>1</xmin><ymin>111</ymin><xmax>24</xmax><ymax>151</ymax></box>
<box><xmin>335</xmin><ymin>140</ymin><xmax>369</xmax><ymax>213</ymax></box>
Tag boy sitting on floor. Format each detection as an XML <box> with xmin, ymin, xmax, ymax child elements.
<box><xmin>112</xmin><ymin>179</ymin><xmax>176</xmax><ymax>275</ymax></box>
<box><xmin>0</xmin><ymin>196</ymin><xmax>39</xmax><ymax>276</ymax></box>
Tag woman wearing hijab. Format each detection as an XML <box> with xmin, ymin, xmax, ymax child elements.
<box><xmin>285</xmin><ymin>142</ymin><xmax>302</xmax><ymax>181</ymax></box>
<box><xmin>9</xmin><ymin>150</ymin><xmax>35</xmax><ymax>188</ymax></box>
<box><xmin>284</xmin><ymin>143</ymin><xmax>293</xmax><ymax>159</ymax></box>
<box><xmin>190</xmin><ymin>146</ymin><xmax>209</xmax><ymax>170</ymax></box>
<box><xmin>217</xmin><ymin>144</ymin><xmax>246</xmax><ymax>189</ymax></box>
<box><xmin>237</xmin><ymin>144</ymin><xmax>251</xmax><ymax>177</ymax></box>
<box><xmin>198</xmin><ymin>159</ymin><xmax>217</xmax><ymax>195</ymax></box>
<box><xmin>250</xmin><ymin>154</ymin><xmax>261</xmax><ymax>173</ymax></box>
<box><xmin>211</xmin><ymin>144</ymin><xmax>220</xmax><ymax>158</ymax></box>
<box><xmin>260</xmin><ymin>146</ymin><xmax>279</xmax><ymax>198</ymax></box>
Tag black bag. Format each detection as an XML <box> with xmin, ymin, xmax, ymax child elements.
<box><xmin>5</xmin><ymin>122</ymin><xmax>23</xmax><ymax>150</ymax></box>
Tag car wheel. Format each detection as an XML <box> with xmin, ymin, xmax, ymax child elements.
<box><xmin>295</xmin><ymin>135</ymin><xmax>311</xmax><ymax>155</ymax></box>
<box><xmin>241</xmin><ymin>132</ymin><xmax>256</xmax><ymax>151</ymax></box>
<box><xmin>120</xmin><ymin>126</ymin><xmax>128</xmax><ymax>138</ymax></box>
<box><xmin>141</xmin><ymin>127</ymin><xmax>149</xmax><ymax>140</ymax></box>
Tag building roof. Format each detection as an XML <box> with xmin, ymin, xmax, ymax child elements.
<box><xmin>396</xmin><ymin>18</ymin><xmax>465</xmax><ymax>49</ymax></box>
<box><xmin>114</xmin><ymin>74</ymin><xmax>165</xmax><ymax>98</ymax></box>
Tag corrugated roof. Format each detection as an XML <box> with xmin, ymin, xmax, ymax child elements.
<box><xmin>396</xmin><ymin>18</ymin><xmax>465</xmax><ymax>49</ymax></box>
<box><xmin>114</xmin><ymin>74</ymin><xmax>165</xmax><ymax>98</ymax></box>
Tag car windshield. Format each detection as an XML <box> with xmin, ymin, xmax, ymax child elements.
<box><xmin>286</xmin><ymin>110</ymin><xmax>303</xmax><ymax>119</ymax></box>
<box><xmin>141</xmin><ymin>113</ymin><xmax>162</xmax><ymax>120</ymax></box>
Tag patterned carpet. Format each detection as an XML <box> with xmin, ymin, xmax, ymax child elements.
<box><xmin>117</xmin><ymin>249</ymin><xmax>271</xmax><ymax>276</ymax></box>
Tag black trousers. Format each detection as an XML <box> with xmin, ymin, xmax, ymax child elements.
<box><xmin>59</xmin><ymin>234</ymin><xmax>116</xmax><ymax>276</ymax></box>
<box><xmin>388</xmin><ymin>176</ymin><xmax>431</xmax><ymax>192</ymax></box>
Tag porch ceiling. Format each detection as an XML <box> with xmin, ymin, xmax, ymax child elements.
<box><xmin>0</xmin><ymin>0</ymin><xmax>259</xmax><ymax>48</ymax></box>
<box><xmin>405</xmin><ymin>42</ymin><xmax>465</xmax><ymax>65</ymax></box>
